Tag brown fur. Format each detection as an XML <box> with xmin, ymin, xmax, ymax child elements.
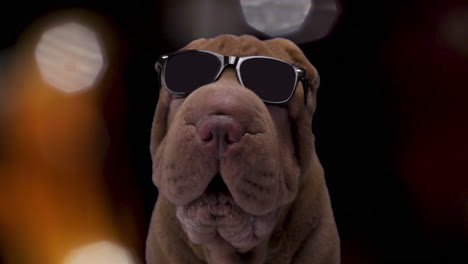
<box><xmin>146</xmin><ymin>35</ymin><xmax>340</xmax><ymax>264</ymax></box>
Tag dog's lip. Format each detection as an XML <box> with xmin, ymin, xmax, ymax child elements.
<box><xmin>181</xmin><ymin>173</ymin><xmax>236</xmax><ymax>224</ymax></box>
<box><xmin>183</xmin><ymin>172</ymin><xmax>234</xmax><ymax>210</ymax></box>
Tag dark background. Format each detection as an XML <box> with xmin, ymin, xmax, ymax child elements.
<box><xmin>1</xmin><ymin>0</ymin><xmax>466</xmax><ymax>263</ymax></box>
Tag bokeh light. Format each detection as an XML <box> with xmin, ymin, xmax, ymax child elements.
<box><xmin>35</xmin><ymin>22</ymin><xmax>106</xmax><ymax>93</ymax></box>
<box><xmin>0</xmin><ymin>11</ymin><xmax>139</xmax><ymax>264</ymax></box>
<box><xmin>63</xmin><ymin>241</ymin><xmax>137</xmax><ymax>264</ymax></box>
<box><xmin>241</xmin><ymin>0</ymin><xmax>312</xmax><ymax>36</ymax></box>
<box><xmin>439</xmin><ymin>7</ymin><xmax>468</xmax><ymax>58</ymax></box>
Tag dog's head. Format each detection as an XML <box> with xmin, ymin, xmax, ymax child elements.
<box><xmin>150</xmin><ymin>35</ymin><xmax>322</xmax><ymax>253</ymax></box>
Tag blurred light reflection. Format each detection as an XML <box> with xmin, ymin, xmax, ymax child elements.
<box><xmin>63</xmin><ymin>241</ymin><xmax>136</xmax><ymax>264</ymax></box>
<box><xmin>241</xmin><ymin>0</ymin><xmax>312</xmax><ymax>36</ymax></box>
<box><xmin>439</xmin><ymin>7</ymin><xmax>468</xmax><ymax>58</ymax></box>
<box><xmin>35</xmin><ymin>22</ymin><xmax>105</xmax><ymax>93</ymax></box>
<box><xmin>0</xmin><ymin>11</ymin><xmax>136</xmax><ymax>264</ymax></box>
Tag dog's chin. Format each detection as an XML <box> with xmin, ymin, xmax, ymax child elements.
<box><xmin>175</xmin><ymin>173</ymin><xmax>277</xmax><ymax>252</ymax></box>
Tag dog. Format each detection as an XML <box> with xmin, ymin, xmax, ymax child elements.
<box><xmin>146</xmin><ymin>35</ymin><xmax>340</xmax><ymax>264</ymax></box>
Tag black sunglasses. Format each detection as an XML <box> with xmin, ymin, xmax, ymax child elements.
<box><xmin>155</xmin><ymin>50</ymin><xmax>309</xmax><ymax>105</ymax></box>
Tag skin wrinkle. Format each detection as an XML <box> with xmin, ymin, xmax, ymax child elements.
<box><xmin>170</xmin><ymin>88</ymin><xmax>288</xmax><ymax>237</ymax></box>
<box><xmin>162</xmin><ymin>66</ymin><xmax>279</xmax><ymax>250</ymax></box>
<box><xmin>176</xmin><ymin>192</ymin><xmax>276</xmax><ymax>252</ymax></box>
<box><xmin>147</xmin><ymin>35</ymin><xmax>340</xmax><ymax>264</ymax></box>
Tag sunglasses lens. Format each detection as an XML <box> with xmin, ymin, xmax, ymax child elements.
<box><xmin>240</xmin><ymin>58</ymin><xmax>296</xmax><ymax>103</ymax></box>
<box><xmin>164</xmin><ymin>51</ymin><xmax>221</xmax><ymax>94</ymax></box>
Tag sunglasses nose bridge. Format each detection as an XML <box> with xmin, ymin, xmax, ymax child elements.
<box><xmin>225</xmin><ymin>56</ymin><xmax>237</xmax><ymax>65</ymax></box>
<box><xmin>213</xmin><ymin>67</ymin><xmax>241</xmax><ymax>86</ymax></box>
<box><xmin>213</xmin><ymin>56</ymin><xmax>242</xmax><ymax>85</ymax></box>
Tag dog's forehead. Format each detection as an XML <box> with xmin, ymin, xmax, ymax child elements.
<box><xmin>182</xmin><ymin>34</ymin><xmax>298</xmax><ymax>64</ymax></box>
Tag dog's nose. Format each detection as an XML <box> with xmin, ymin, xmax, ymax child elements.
<box><xmin>196</xmin><ymin>115</ymin><xmax>245</xmax><ymax>154</ymax></box>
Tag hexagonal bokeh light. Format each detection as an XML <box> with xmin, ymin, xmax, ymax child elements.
<box><xmin>35</xmin><ymin>22</ymin><xmax>105</xmax><ymax>93</ymax></box>
<box><xmin>63</xmin><ymin>241</ymin><xmax>137</xmax><ymax>264</ymax></box>
<box><xmin>241</xmin><ymin>0</ymin><xmax>312</xmax><ymax>36</ymax></box>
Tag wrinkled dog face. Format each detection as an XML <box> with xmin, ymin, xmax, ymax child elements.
<box><xmin>151</xmin><ymin>35</ymin><xmax>316</xmax><ymax>253</ymax></box>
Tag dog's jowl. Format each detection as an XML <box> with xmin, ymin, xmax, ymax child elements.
<box><xmin>146</xmin><ymin>35</ymin><xmax>340</xmax><ymax>264</ymax></box>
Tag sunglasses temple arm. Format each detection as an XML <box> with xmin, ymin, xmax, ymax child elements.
<box><xmin>155</xmin><ymin>61</ymin><xmax>162</xmax><ymax>91</ymax></box>
<box><xmin>302</xmin><ymin>76</ymin><xmax>309</xmax><ymax>107</ymax></box>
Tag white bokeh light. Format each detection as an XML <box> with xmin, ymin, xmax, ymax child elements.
<box><xmin>35</xmin><ymin>22</ymin><xmax>105</xmax><ymax>93</ymax></box>
<box><xmin>241</xmin><ymin>0</ymin><xmax>312</xmax><ymax>36</ymax></box>
<box><xmin>63</xmin><ymin>241</ymin><xmax>137</xmax><ymax>264</ymax></box>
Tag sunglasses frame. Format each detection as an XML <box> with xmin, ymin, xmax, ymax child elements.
<box><xmin>155</xmin><ymin>49</ymin><xmax>309</xmax><ymax>106</ymax></box>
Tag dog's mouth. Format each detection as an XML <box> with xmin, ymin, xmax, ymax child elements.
<box><xmin>205</xmin><ymin>172</ymin><xmax>230</xmax><ymax>194</ymax></box>
<box><xmin>176</xmin><ymin>173</ymin><xmax>237</xmax><ymax>236</ymax></box>
<box><xmin>188</xmin><ymin>172</ymin><xmax>236</xmax><ymax>222</ymax></box>
<box><xmin>176</xmin><ymin>171</ymin><xmax>277</xmax><ymax>251</ymax></box>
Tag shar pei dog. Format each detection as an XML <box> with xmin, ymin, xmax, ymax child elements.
<box><xmin>146</xmin><ymin>35</ymin><xmax>340</xmax><ymax>264</ymax></box>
